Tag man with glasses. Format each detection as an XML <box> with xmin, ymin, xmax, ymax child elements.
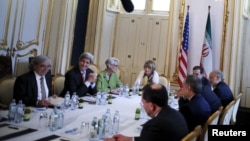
<box><xmin>14</xmin><ymin>55</ymin><xmax>53</xmax><ymax>107</ymax></box>
<box><xmin>104</xmin><ymin>84</ymin><xmax>189</xmax><ymax>141</ymax></box>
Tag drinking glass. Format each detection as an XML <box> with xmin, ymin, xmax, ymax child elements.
<box><xmin>80</xmin><ymin>121</ymin><xmax>89</xmax><ymax>135</ymax></box>
<box><xmin>39</xmin><ymin>112</ymin><xmax>48</xmax><ymax>128</ymax></box>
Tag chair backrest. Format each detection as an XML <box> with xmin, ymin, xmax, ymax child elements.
<box><xmin>0</xmin><ymin>56</ymin><xmax>12</xmax><ymax>79</ymax></box>
<box><xmin>181</xmin><ymin>125</ymin><xmax>202</xmax><ymax>141</ymax></box>
<box><xmin>159</xmin><ymin>75</ymin><xmax>169</xmax><ymax>88</ymax></box>
<box><xmin>199</xmin><ymin>106</ymin><xmax>223</xmax><ymax>141</ymax></box>
<box><xmin>0</xmin><ymin>75</ymin><xmax>16</xmax><ymax>109</ymax></box>
<box><xmin>219</xmin><ymin>100</ymin><xmax>235</xmax><ymax>125</ymax></box>
<box><xmin>231</xmin><ymin>93</ymin><xmax>243</xmax><ymax>125</ymax></box>
<box><xmin>89</xmin><ymin>64</ymin><xmax>99</xmax><ymax>74</ymax></box>
<box><xmin>52</xmin><ymin>74</ymin><xmax>65</xmax><ymax>95</ymax></box>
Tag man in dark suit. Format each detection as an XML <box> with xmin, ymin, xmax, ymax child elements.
<box><xmin>193</xmin><ymin>66</ymin><xmax>222</xmax><ymax>113</ymax></box>
<box><xmin>60</xmin><ymin>52</ymin><xmax>97</xmax><ymax>97</ymax></box>
<box><xmin>14</xmin><ymin>55</ymin><xmax>53</xmax><ymax>107</ymax></box>
<box><xmin>209</xmin><ymin>70</ymin><xmax>234</xmax><ymax>108</ymax></box>
<box><xmin>177</xmin><ymin>75</ymin><xmax>211</xmax><ymax>132</ymax></box>
<box><xmin>104</xmin><ymin>84</ymin><xmax>189</xmax><ymax>141</ymax></box>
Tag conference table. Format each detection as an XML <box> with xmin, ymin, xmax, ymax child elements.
<box><xmin>0</xmin><ymin>94</ymin><xmax>179</xmax><ymax>141</ymax></box>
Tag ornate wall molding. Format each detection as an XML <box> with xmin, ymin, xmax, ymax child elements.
<box><xmin>220</xmin><ymin>0</ymin><xmax>229</xmax><ymax>70</ymax></box>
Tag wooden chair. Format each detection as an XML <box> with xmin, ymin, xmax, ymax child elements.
<box><xmin>181</xmin><ymin>125</ymin><xmax>202</xmax><ymax>141</ymax></box>
<box><xmin>231</xmin><ymin>93</ymin><xmax>243</xmax><ymax>125</ymax></box>
<box><xmin>52</xmin><ymin>74</ymin><xmax>65</xmax><ymax>96</ymax></box>
<box><xmin>199</xmin><ymin>106</ymin><xmax>223</xmax><ymax>141</ymax></box>
<box><xmin>0</xmin><ymin>75</ymin><xmax>16</xmax><ymax>109</ymax></box>
<box><xmin>159</xmin><ymin>75</ymin><xmax>169</xmax><ymax>88</ymax></box>
<box><xmin>219</xmin><ymin>100</ymin><xmax>235</xmax><ymax>125</ymax></box>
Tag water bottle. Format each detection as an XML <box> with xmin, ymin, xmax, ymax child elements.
<box><xmin>64</xmin><ymin>91</ymin><xmax>70</xmax><ymax>108</ymax></box>
<box><xmin>71</xmin><ymin>92</ymin><xmax>78</xmax><ymax>110</ymax></box>
<box><xmin>8</xmin><ymin>99</ymin><xmax>16</xmax><ymax>122</ymax></box>
<box><xmin>89</xmin><ymin>116</ymin><xmax>98</xmax><ymax>141</ymax></box>
<box><xmin>14</xmin><ymin>100</ymin><xmax>25</xmax><ymax>123</ymax></box>
<box><xmin>135</xmin><ymin>83</ymin><xmax>140</xmax><ymax>95</ymax></box>
<box><xmin>119</xmin><ymin>85</ymin><xmax>123</xmax><ymax>97</ymax></box>
<box><xmin>56</xmin><ymin>105</ymin><xmax>64</xmax><ymax>129</ymax></box>
<box><xmin>104</xmin><ymin>109</ymin><xmax>112</xmax><ymax>136</ymax></box>
<box><xmin>124</xmin><ymin>84</ymin><xmax>129</xmax><ymax>97</ymax></box>
<box><xmin>48</xmin><ymin>107</ymin><xmax>58</xmax><ymax>131</ymax></box>
<box><xmin>98</xmin><ymin>117</ymin><xmax>104</xmax><ymax>139</ymax></box>
<box><xmin>132</xmin><ymin>84</ymin><xmax>137</xmax><ymax>95</ymax></box>
<box><xmin>112</xmin><ymin>110</ymin><xmax>120</xmax><ymax>134</ymax></box>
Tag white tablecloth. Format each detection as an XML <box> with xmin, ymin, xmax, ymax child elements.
<box><xmin>0</xmin><ymin>95</ymin><xmax>147</xmax><ymax>141</ymax></box>
<box><xmin>0</xmin><ymin>94</ymin><xmax>178</xmax><ymax>141</ymax></box>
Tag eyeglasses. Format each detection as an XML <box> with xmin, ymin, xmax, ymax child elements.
<box><xmin>112</xmin><ymin>64</ymin><xmax>118</xmax><ymax>67</ymax></box>
<box><xmin>39</xmin><ymin>64</ymin><xmax>51</xmax><ymax>69</ymax></box>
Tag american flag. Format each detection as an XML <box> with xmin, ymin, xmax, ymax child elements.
<box><xmin>178</xmin><ymin>10</ymin><xmax>189</xmax><ymax>88</ymax></box>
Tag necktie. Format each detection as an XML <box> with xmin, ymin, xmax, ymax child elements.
<box><xmin>40</xmin><ymin>77</ymin><xmax>46</xmax><ymax>100</ymax></box>
<box><xmin>82</xmin><ymin>71</ymin><xmax>85</xmax><ymax>82</ymax></box>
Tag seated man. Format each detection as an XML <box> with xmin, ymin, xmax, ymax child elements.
<box><xmin>96</xmin><ymin>57</ymin><xmax>122</xmax><ymax>93</ymax></box>
<box><xmin>104</xmin><ymin>84</ymin><xmax>189</xmax><ymax>141</ymax></box>
<box><xmin>177</xmin><ymin>75</ymin><xmax>211</xmax><ymax>132</ymax></box>
<box><xmin>193</xmin><ymin>66</ymin><xmax>222</xmax><ymax>113</ymax></box>
<box><xmin>60</xmin><ymin>52</ymin><xmax>97</xmax><ymax>97</ymax></box>
<box><xmin>14</xmin><ymin>55</ymin><xmax>53</xmax><ymax>107</ymax></box>
<box><xmin>209</xmin><ymin>70</ymin><xmax>234</xmax><ymax>108</ymax></box>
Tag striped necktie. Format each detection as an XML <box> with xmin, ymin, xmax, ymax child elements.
<box><xmin>40</xmin><ymin>77</ymin><xmax>46</xmax><ymax>99</ymax></box>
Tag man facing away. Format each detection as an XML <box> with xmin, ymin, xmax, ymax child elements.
<box><xmin>104</xmin><ymin>83</ymin><xmax>189</xmax><ymax>141</ymax></box>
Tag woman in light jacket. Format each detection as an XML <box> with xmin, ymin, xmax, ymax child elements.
<box><xmin>134</xmin><ymin>60</ymin><xmax>159</xmax><ymax>87</ymax></box>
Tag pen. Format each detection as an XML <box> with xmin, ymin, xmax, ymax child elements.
<box><xmin>8</xmin><ymin>126</ymin><xmax>19</xmax><ymax>130</ymax></box>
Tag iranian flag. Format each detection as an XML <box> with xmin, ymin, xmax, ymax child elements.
<box><xmin>201</xmin><ymin>9</ymin><xmax>212</xmax><ymax>77</ymax></box>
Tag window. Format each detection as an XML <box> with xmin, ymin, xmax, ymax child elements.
<box><xmin>132</xmin><ymin>0</ymin><xmax>146</xmax><ymax>11</ymax></box>
<box><xmin>152</xmin><ymin>0</ymin><xmax>170</xmax><ymax>12</ymax></box>
<box><xmin>131</xmin><ymin>0</ymin><xmax>170</xmax><ymax>14</ymax></box>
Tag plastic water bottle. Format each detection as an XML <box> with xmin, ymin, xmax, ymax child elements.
<box><xmin>14</xmin><ymin>100</ymin><xmax>25</xmax><ymax>123</ymax></box>
<box><xmin>112</xmin><ymin>110</ymin><xmax>120</xmax><ymax>134</ymax></box>
<box><xmin>8</xmin><ymin>99</ymin><xmax>16</xmax><ymax>122</ymax></box>
<box><xmin>48</xmin><ymin>107</ymin><xmax>58</xmax><ymax>131</ymax></box>
<box><xmin>89</xmin><ymin>116</ymin><xmax>98</xmax><ymax>141</ymax></box>
<box><xmin>56</xmin><ymin>105</ymin><xmax>64</xmax><ymax>129</ymax></box>
<box><xmin>104</xmin><ymin>109</ymin><xmax>112</xmax><ymax>136</ymax></box>
<box><xmin>71</xmin><ymin>92</ymin><xmax>78</xmax><ymax>110</ymax></box>
<box><xmin>119</xmin><ymin>85</ymin><xmax>123</xmax><ymax>97</ymax></box>
<box><xmin>64</xmin><ymin>91</ymin><xmax>70</xmax><ymax>108</ymax></box>
<box><xmin>124</xmin><ymin>84</ymin><xmax>129</xmax><ymax>97</ymax></box>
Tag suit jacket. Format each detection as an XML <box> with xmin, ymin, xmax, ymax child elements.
<box><xmin>13</xmin><ymin>71</ymin><xmax>52</xmax><ymax>106</ymax></box>
<box><xmin>96</xmin><ymin>70</ymin><xmax>122</xmax><ymax>92</ymax></box>
<box><xmin>60</xmin><ymin>66</ymin><xmax>97</xmax><ymax>97</ymax></box>
<box><xmin>135</xmin><ymin>106</ymin><xmax>189</xmax><ymax>141</ymax></box>
<box><xmin>179</xmin><ymin>94</ymin><xmax>211</xmax><ymax>132</ymax></box>
<box><xmin>201</xmin><ymin>77</ymin><xmax>222</xmax><ymax>113</ymax></box>
<box><xmin>213</xmin><ymin>81</ymin><xmax>234</xmax><ymax>108</ymax></box>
